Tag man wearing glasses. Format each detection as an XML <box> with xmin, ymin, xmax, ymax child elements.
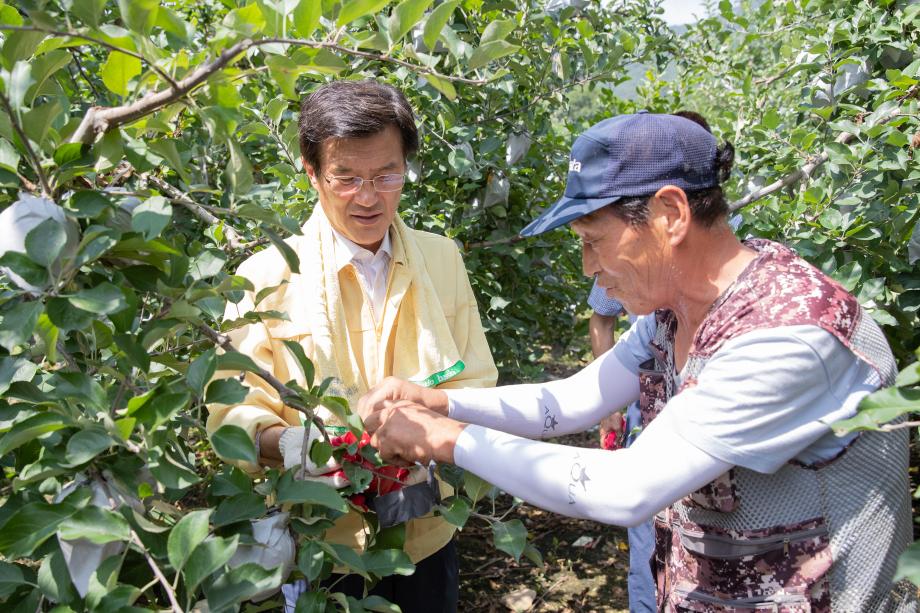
<box><xmin>207</xmin><ymin>80</ymin><xmax>497</xmax><ymax>612</ymax></box>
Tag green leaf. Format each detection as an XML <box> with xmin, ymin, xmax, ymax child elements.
<box><xmin>319</xmin><ymin>541</ymin><xmax>368</xmax><ymax>578</ymax></box>
<box><xmin>149</xmin><ymin>139</ymin><xmax>191</xmax><ymax>184</ymax></box>
<box><xmin>293</xmin><ymin>0</ymin><xmax>322</xmax><ymax>37</ymax></box>
<box><xmin>211</xmin><ymin>425</ymin><xmax>257</xmax><ymax>464</ymax></box>
<box><xmin>65</xmin><ymin>429</ymin><xmax>113</xmax><ymax>465</ymax></box>
<box><xmin>0</xmin><ymin>412</ymin><xmax>69</xmax><ymax>456</ymax></box>
<box><xmin>216</xmin><ymin>351</ymin><xmax>262</xmax><ymax>374</ymax></box>
<box><xmin>0</xmin><ymin>251</ymin><xmax>49</xmax><ymax>289</ymax></box>
<box><xmin>283</xmin><ymin>339</ymin><xmax>315</xmax><ymax>387</ymax></box>
<box><xmin>53</xmin><ymin>142</ymin><xmax>84</xmax><ymax>167</ymax></box>
<box><xmin>117</xmin><ymin>0</ymin><xmax>159</xmax><ymax>33</ymax></box>
<box><xmin>68</xmin><ymin>282</ymin><xmax>128</xmax><ymax>314</ymax></box>
<box><xmin>295</xmin><ymin>591</ymin><xmax>328</xmax><ymax>613</ymax></box>
<box><xmin>204</xmin><ymin>563</ymin><xmax>284</xmax><ymax>611</ymax></box>
<box><xmin>72</xmin><ymin>0</ymin><xmax>108</xmax><ymax>27</ymax></box>
<box><xmin>38</xmin><ymin>549</ymin><xmax>76</xmax><ymax>607</ymax></box>
<box><xmin>213</xmin><ymin>493</ymin><xmax>265</xmax><ymax>526</ymax></box>
<box><xmin>261</xmin><ymin>226</ymin><xmax>301</xmax><ymax>274</ymax></box>
<box><xmin>424</xmin><ymin>74</ymin><xmax>457</xmax><ymax>100</ymax></box>
<box><xmin>832</xmin><ymin>387</ymin><xmax>920</xmax><ymax>433</ymax></box>
<box><xmin>184</xmin><ymin>534</ymin><xmax>239</xmax><ymax>592</ymax></box>
<box><xmin>492</xmin><ymin>518</ymin><xmax>527</xmax><ymax>561</ymax></box>
<box><xmin>0</xmin><ymin>502</ymin><xmax>76</xmax><ymax>558</ymax></box>
<box><xmin>389</xmin><ymin>0</ymin><xmax>433</xmax><ymax>45</ymax></box>
<box><xmin>150</xmin><ymin>449</ymin><xmax>201</xmax><ymax>489</ymax></box>
<box><xmin>422</xmin><ymin>0</ymin><xmax>459</xmax><ymax>51</ymax></box>
<box><xmin>337</xmin><ymin>0</ymin><xmax>391</xmax><ymax>26</ymax></box>
<box><xmin>205</xmin><ymin>378</ymin><xmax>249</xmax><ymax>405</ymax></box>
<box><xmin>437</xmin><ymin>496</ymin><xmax>470</xmax><ymax>527</ymax></box>
<box><xmin>128</xmin><ymin>390</ymin><xmax>190</xmax><ymax>429</ymax></box>
<box><xmin>480</xmin><ymin>18</ymin><xmax>516</xmax><ymax>45</ymax></box>
<box><xmin>167</xmin><ymin>509</ymin><xmax>212</xmax><ymax>571</ymax></box>
<box><xmin>0</xmin><ymin>300</ymin><xmax>42</xmax><ymax>351</ymax></box>
<box><xmin>297</xmin><ymin>540</ymin><xmax>326</xmax><ymax>582</ymax></box>
<box><xmin>467</xmin><ymin>40</ymin><xmax>520</xmax><ymax>71</ymax></box>
<box><xmin>275</xmin><ymin>470</ymin><xmax>348</xmax><ymax>511</ymax></box>
<box><xmin>114</xmin><ymin>332</ymin><xmax>151</xmax><ymax>370</ymax></box>
<box><xmin>895</xmin><ymin>362</ymin><xmax>920</xmax><ymax>388</ymax></box>
<box><xmin>0</xmin><ymin>560</ymin><xmax>27</xmax><ymax>600</ymax></box>
<box><xmin>2</xmin><ymin>37</ymin><xmax>43</xmax><ymax>74</ymax></box>
<box><xmin>309</xmin><ymin>440</ymin><xmax>333</xmax><ymax>469</ymax></box>
<box><xmin>58</xmin><ymin>506</ymin><xmax>130</xmax><ymax>544</ymax></box>
<box><xmin>362</xmin><ymin>549</ymin><xmax>414</xmax><ymax>578</ymax></box>
<box><xmin>131</xmin><ymin>195</ymin><xmax>172</xmax><ymax>240</ymax></box>
<box><xmin>227</xmin><ymin>140</ymin><xmax>254</xmax><ymax>195</ymax></box>
<box><xmin>831</xmin><ymin>260</ymin><xmax>862</xmax><ymax>292</ymax></box>
<box><xmin>25</xmin><ymin>219</ymin><xmax>67</xmax><ymax>268</ymax></box>
<box><xmin>100</xmin><ymin>51</ymin><xmax>142</xmax><ymax>97</ymax></box>
<box><xmin>46</xmin><ymin>297</ymin><xmax>94</xmax><ymax>332</ymax></box>
<box><xmin>0</xmin><ymin>356</ymin><xmax>37</xmax><ymax>396</ymax></box>
<box><xmin>187</xmin><ymin>348</ymin><xmax>217</xmax><ymax>395</ymax></box>
<box><xmin>69</xmin><ymin>191</ymin><xmax>114</xmax><ymax>218</ymax></box>
<box><xmin>462</xmin><ymin>471</ymin><xmax>491</xmax><ymax>503</ymax></box>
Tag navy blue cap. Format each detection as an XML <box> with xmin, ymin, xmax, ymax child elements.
<box><xmin>520</xmin><ymin>112</ymin><xmax>718</xmax><ymax>237</ymax></box>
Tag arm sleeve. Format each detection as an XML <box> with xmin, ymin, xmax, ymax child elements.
<box><xmin>436</xmin><ymin>245</ymin><xmax>498</xmax><ymax>391</ymax></box>
<box><xmin>444</xmin><ymin>315</ymin><xmax>658</xmax><ymax>438</ymax></box>
<box><xmin>453</xmin><ymin>408</ymin><xmax>732</xmax><ymax>526</ymax></box>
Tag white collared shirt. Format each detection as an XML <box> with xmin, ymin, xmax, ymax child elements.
<box><xmin>331</xmin><ymin>228</ymin><xmax>393</xmax><ymax>325</ymax></box>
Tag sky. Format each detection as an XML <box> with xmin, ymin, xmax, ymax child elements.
<box><xmin>659</xmin><ymin>0</ymin><xmax>708</xmax><ymax>25</ymax></box>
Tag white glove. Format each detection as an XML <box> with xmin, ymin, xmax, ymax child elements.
<box><xmin>277</xmin><ymin>425</ymin><xmax>347</xmax><ymax>488</ymax></box>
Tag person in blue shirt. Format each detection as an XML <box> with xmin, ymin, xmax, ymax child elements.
<box><xmin>588</xmin><ymin>278</ymin><xmax>656</xmax><ymax>613</ymax></box>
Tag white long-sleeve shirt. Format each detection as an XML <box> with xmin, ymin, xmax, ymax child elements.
<box><xmin>445</xmin><ymin>316</ymin><xmax>877</xmax><ymax>526</ymax></box>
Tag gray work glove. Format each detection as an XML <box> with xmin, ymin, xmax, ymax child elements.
<box><xmin>277</xmin><ymin>425</ymin><xmax>347</xmax><ymax>488</ymax></box>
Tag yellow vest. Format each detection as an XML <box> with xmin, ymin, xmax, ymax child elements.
<box><xmin>206</xmin><ymin>222</ymin><xmax>497</xmax><ymax>563</ymax></box>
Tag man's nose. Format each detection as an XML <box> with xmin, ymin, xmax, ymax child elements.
<box><xmin>353</xmin><ymin>179</ymin><xmax>378</xmax><ymax>206</ymax></box>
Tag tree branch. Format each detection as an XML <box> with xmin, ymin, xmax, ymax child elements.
<box><xmin>144</xmin><ymin>174</ymin><xmax>247</xmax><ymax>251</ymax></box>
<box><xmin>0</xmin><ymin>25</ymin><xmax>180</xmax><ymax>91</ymax></box>
<box><xmin>197</xmin><ymin>323</ymin><xmax>318</xmax><ymax>425</ymax></box>
<box><xmin>262</xmin><ymin>38</ymin><xmax>488</xmax><ymax>85</ymax></box>
<box><xmin>729</xmin><ymin>106</ymin><xmax>904</xmax><ymax>212</ymax></box>
<box><xmin>0</xmin><ymin>90</ymin><xmax>52</xmax><ymax>197</ymax></box>
<box><xmin>130</xmin><ymin>530</ymin><xmax>184</xmax><ymax>613</ymax></box>
<box><xmin>65</xmin><ymin>36</ymin><xmax>485</xmax><ymax>145</ymax></box>
<box><xmin>465</xmin><ymin>234</ymin><xmax>527</xmax><ymax>250</ymax></box>
<box><xmin>879</xmin><ymin>419</ymin><xmax>920</xmax><ymax>432</ymax></box>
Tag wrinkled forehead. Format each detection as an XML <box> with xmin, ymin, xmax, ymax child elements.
<box><xmin>571</xmin><ymin>206</ymin><xmax>615</xmax><ymax>237</ymax></box>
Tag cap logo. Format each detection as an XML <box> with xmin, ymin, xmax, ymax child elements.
<box><xmin>568</xmin><ymin>158</ymin><xmax>582</xmax><ymax>173</ymax></box>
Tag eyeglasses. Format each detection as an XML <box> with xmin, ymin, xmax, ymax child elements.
<box><xmin>322</xmin><ymin>173</ymin><xmax>406</xmax><ymax>195</ymax></box>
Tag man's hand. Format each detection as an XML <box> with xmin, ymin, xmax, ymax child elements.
<box><xmin>357</xmin><ymin>376</ymin><xmax>450</xmax><ymax>421</ymax></box>
<box><xmin>599</xmin><ymin>411</ymin><xmax>626</xmax><ymax>451</ymax></box>
<box><xmin>363</xmin><ymin>400</ymin><xmax>466</xmax><ymax>466</ymax></box>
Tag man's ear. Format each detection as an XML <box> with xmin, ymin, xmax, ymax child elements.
<box><xmin>303</xmin><ymin>157</ymin><xmax>320</xmax><ymax>189</ymax></box>
<box><xmin>653</xmin><ymin>185</ymin><xmax>691</xmax><ymax>247</ymax></box>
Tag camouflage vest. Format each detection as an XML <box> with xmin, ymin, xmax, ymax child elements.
<box><xmin>639</xmin><ymin>239</ymin><xmax>915</xmax><ymax>612</ymax></box>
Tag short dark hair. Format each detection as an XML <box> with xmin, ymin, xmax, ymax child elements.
<box><xmin>298</xmin><ymin>80</ymin><xmax>419</xmax><ymax>171</ymax></box>
<box><xmin>608</xmin><ymin>110</ymin><xmax>734</xmax><ymax>228</ymax></box>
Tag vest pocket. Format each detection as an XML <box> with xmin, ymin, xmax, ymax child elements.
<box><xmin>672</xmin><ymin>587</ymin><xmax>813</xmax><ymax>612</ymax></box>
<box><xmin>667</xmin><ymin>518</ymin><xmax>832</xmax><ymax>612</ymax></box>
